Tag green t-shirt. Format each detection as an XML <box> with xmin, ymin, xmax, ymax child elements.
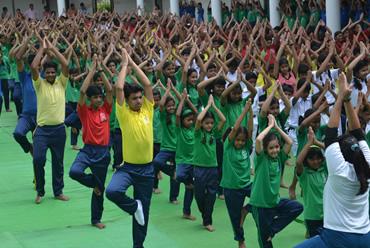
<box><xmin>258</xmin><ymin>110</ymin><xmax>288</xmax><ymax>142</ymax></box>
<box><xmin>222</xmin><ymin>10</ymin><xmax>230</xmax><ymax>25</ymax></box>
<box><xmin>153</xmin><ymin>107</ymin><xmax>163</xmax><ymax>143</ymax></box>
<box><xmin>222</xmin><ymin>96</ymin><xmax>251</xmax><ymax>134</ymax></box>
<box><xmin>310</xmin><ymin>9</ymin><xmax>321</xmax><ymax>27</ymax></box>
<box><xmin>296</xmin><ymin>125</ymin><xmax>326</xmax><ymax>156</ymax></box>
<box><xmin>1</xmin><ymin>43</ymin><xmax>11</xmax><ymax>58</ymax></box>
<box><xmin>200</xmin><ymin>92</ymin><xmax>222</xmax><ymax>138</ymax></box>
<box><xmin>297</xmin><ymin>162</ymin><xmax>327</xmax><ymax>220</ymax></box>
<box><xmin>175</xmin><ymin>125</ymin><xmax>195</xmax><ymax>165</ymax></box>
<box><xmin>366</xmin><ymin>130</ymin><xmax>370</xmax><ymax>147</ymax></box>
<box><xmin>247</xmin><ymin>7</ymin><xmax>257</xmax><ymax>23</ymax></box>
<box><xmin>249</xmin><ymin>149</ymin><xmax>288</xmax><ymax>208</ymax></box>
<box><xmin>0</xmin><ymin>56</ymin><xmax>11</xmax><ymax>79</ymax></box>
<box><xmin>220</xmin><ymin>137</ymin><xmax>253</xmax><ymax>189</ymax></box>
<box><xmin>207</xmin><ymin>13</ymin><xmax>212</xmax><ymax>23</ymax></box>
<box><xmin>177</xmin><ymin>82</ymin><xmax>201</xmax><ymax>112</ymax></box>
<box><xmin>159</xmin><ymin>110</ymin><xmax>177</xmax><ymax>151</ymax></box>
<box><xmin>110</xmin><ymin>98</ymin><xmax>117</xmax><ymax>131</ymax></box>
<box><xmin>285</xmin><ymin>15</ymin><xmax>296</xmax><ymax>30</ymax></box>
<box><xmin>8</xmin><ymin>57</ymin><xmax>19</xmax><ymax>82</ymax></box>
<box><xmin>65</xmin><ymin>80</ymin><xmax>81</xmax><ymax>103</ymax></box>
<box><xmin>300</xmin><ymin>13</ymin><xmax>309</xmax><ymax>28</ymax></box>
<box><xmin>193</xmin><ymin>127</ymin><xmax>220</xmax><ymax>167</ymax></box>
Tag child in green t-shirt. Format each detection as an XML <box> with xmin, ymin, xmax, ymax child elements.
<box><xmin>153</xmin><ymin>81</ymin><xmax>181</xmax><ymax>204</ymax></box>
<box><xmin>249</xmin><ymin>114</ymin><xmax>303</xmax><ymax>248</ymax></box>
<box><xmin>152</xmin><ymin>89</ymin><xmax>163</xmax><ymax>194</ymax></box>
<box><xmin>175</xmin><ymin>88</ymin><xmax>198</xmax><ymax>221</ymax></box>
<box><xmin>221</xmin><ymin>99</ymin><xmax>253</xmax><ymax>248</ymax></box>
<box><xmin>193</xmin><ymin>95</ymin><xmax>226</xmax><ymax>232</ymax></box>
<box><xmin>296</xmin><ymin>127</ymin><xmax>328</xmax><ymax>238</ymax></box>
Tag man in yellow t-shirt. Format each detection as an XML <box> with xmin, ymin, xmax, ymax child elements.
<box><xmin>106</xmin><ymin>49</ymin><xmax>154</xmax><ymax>248</ymax></box>
<box><xmin>31</xmin><ymin>38</ymin><xmax>70</xmax><ymax>204</ymax></box>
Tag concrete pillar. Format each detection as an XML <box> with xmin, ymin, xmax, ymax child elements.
<box><xmin>57</xmin><ymin>0</ymin><xmax>66</xmax><ymax>17</ymax></box>
<box><xmin>326</xmin><ymin>0</ymin><xmax>341</xmax><ymax>34</ymax></box>
<box><xmin>269</xmin><ymin>0</ymin><xmax>280</xmax><ymax>27</ymax></box>
<box><xmin>137</xmin><ymin>0</ymin><xmax>145</xmax><ymax>15</ymax></box>
<box><xmin>170</xmin><ymin>0</ymin><xmax>179</xmax><ymax>15</ymax></box>
<box><xmin>211</xmin><ymin>0</ymin><xmax>222</xmax><ymax>26</ymax></box>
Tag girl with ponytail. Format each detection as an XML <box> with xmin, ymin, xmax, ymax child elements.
<box><xmin>295</xmin><ymin>73</ymin><xmax>370</xmax><ymax>248</ymax></box>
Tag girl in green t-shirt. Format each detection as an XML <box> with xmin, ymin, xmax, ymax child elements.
<box><xmin>153</xmin><ymin>81</ymin><xmax>181</xmax><ymax>204</ymax></box>
<box><xmin>175</xmin><ymin>89</ymin><xmax>198</xmax><ymax>221</ymax></box>
<box><xmin>179</xmin><ymin>68</ymin><xmax>201</xmax><ymax>112</ymax></box>
<box><xmin>193</xmin><ymin>95</ymin><xmax>226</xmax><ymax>232</ymax></box>
<box><xmin>221</xmin><ymin>99</ymin><xmax>254</xmax><ymax>248</ymax></box>
<box><xmin>249</xmin><ymin>115</ymin><xmax>303</xmax><ymax>248</ymax></box>
<box><xmin>296</xmin><ymin>127</ymin><xmax>328</xmax><ymax>238</ymax></box>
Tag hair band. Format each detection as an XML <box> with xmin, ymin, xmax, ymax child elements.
<box><xmin>309</xmin><ymin>145</ymin><xmax>321</xmax><ymax>149</ymax></box>
<box><xmin>351</xmin><ymin>144</ymin><xmax>359</xmax><ymax>151</ymax></box>
<box><xmin>181</xmin><ymin>109</ymin><xmax>193</xmax><ymax>117</ymax></box>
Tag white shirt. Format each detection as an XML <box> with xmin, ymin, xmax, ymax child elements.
<box><xmin>324</xmin><ymin>141</ymin><xmax>370</xmax><ymax>234</ymax></box>
<box><xmin>350</xmin><ymin>74</ymin><xmax>370</xmax><ymax>108</ymax></box>
<box><xmin>289</xmin><ymin>95</ymin><xmax>312</xmax><ymax>128</ymax></box>
<box><xmin>312</xmin><ymin>69</ymin><xmax>340</xmax><ymax>105</ymax></box>
<box><xmin>24</xmin><ymin>9</ymin><xmax>38</xmax><ymax>19</ymax></box>
<box><xmin>246</xmin><ymin>86</ymin><xmax>264</xmax><ymax>116</ymax></box>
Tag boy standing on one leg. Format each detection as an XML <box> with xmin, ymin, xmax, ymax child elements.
<box><xmin>105</xmin><ymin>49</ymin><xmax>154</xmax><ymax>248</ymax></box>
<box><xmin>69</xmin><ymin>55</ymin><xmax>113</xmax><ymax>229</ymax></box>
<box><xmin>31</xmin><ymin>38</ymin><xmax>69</xmax><ymax>204</ymax></box>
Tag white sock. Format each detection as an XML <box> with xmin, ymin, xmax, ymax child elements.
<box><xmin>134</xmin><ymin>199</ymin><xmax>145</xmax><ymax>226</ymax></box>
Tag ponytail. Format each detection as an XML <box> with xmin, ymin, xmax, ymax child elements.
<box><xmin>352</xmin><ymin>147</ymin><xmax>370</xmax><ymax>195</ymax></box>
<box><xmin>222</xmin><ymin>127</ymin><xmax>232</xmax><ymax>143</ymax></box>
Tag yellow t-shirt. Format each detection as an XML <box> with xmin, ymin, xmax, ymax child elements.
<box><xmin>33</xmin><ymin>73</ymin><xmax>68</xmax><ymax>126</ymax></box>
<box><xmin>257</xmin><ymin>72</ymin><xmax>278</xmax><ymax>98</ymax></box>
<box><xmin>116</xmin><ymin>97</ymin><xmax>154</xmax><ymax>164</ymax></box>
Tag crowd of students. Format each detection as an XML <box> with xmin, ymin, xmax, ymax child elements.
<box><xmin>0</xmin><ymin>3</ymin><xmax>370</xmax><ymax>248</ymax></box>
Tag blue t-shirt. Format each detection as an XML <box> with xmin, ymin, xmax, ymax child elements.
<box><xmin>18</xmin><ymin>69</ymin><xmax>38</xmax><ymax>115</ymax></box>
<box><xmin>197</xmin><ymin>8</ymin><xmax>204</xmax><ymax>23</ymax></box>
<box><xmin>341</xmin><ymin>6</ymin><xmax>350</xmax><ymax>27</ymax></box>
<box><xmin>187</xmin><ymin>6</ymin><xmax>196</xmax><ymax>18</ymax></box>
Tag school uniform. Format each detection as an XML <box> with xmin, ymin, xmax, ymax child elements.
<box><xmin>32</xmin><ymin>73</ymin><xmax>68</xmax><ymax>197</ymax></box>
<box><xmin>193</xmin><ymin>127</ymin><xmax>221</xmax><ymax>226</ymax></box>
<box><xmin>221</xmin><ymin>137</ymin><xmax>253</xmax><ymax>242</ymax></box>
<box><xmin>200</xmin><ymin>92</ymin><xmax>224</xmax><ymax>196</ymax></box>
<box><xmin>106</xmin><ymin>97</ymin><xmax>154</xmax><ymax>248</ymax></box>
<box><xmin>296</xmin><ymin>125</ymin><xmax>326</xmax><ymax>157</ymax></box>
<box><xmin>350</xmin><ymin>75</ymin><xmax>370</xmax><ymax>108</ymax></box>
<box><xmin>65</xmin><ymin>80</ymin><xmax>81</xmax><ymax>146</ymax></box>
<box><xmin>296</xmin><ymin>161</ymin><xmax>327</xmax><ymax>237</ymax></box>
<box><xmin>0</xmin><ymin>56</ymin><xmax>11</xmax><ymax>111</ymax></box>
<box><xmin>69</xmin><ymin>101</ymin><xmax>112</xmax><ymax>224</ymax></box>
<box><xmin>312</xmin><ymin>69</ymin><xmax>339</xmax><ymax>105</ymax></box>
<box><xmin>13</xmin><ymin>69</ymin><xmax>37</xmax><ymax>153</ymax></box>
<box><xmin>177</xmin><ymin>82</ymin><xmax>201</xmax><ymax>112</ymax></box>
<box><xmin>152</xmin><ymin>107</ymin><xmax>162</xmax><ymax>188</ymax></box>
<box><xmin>258</xmin><ymin>111</ymin><xmax>289</xmax><ymax>143</ymax></box>
<box><xmin>153</xmin><ymin>111</ymin><xmax>180</xmax><ymax>202</ymax></box>
<box><xmin>222</xmin><ymin>96</ymin><xmax>252</xmax><ymax>134</ymax></box>
<box><xmin>289</xmin><ymin>96</ymin><xmax>312</xmax><ymax>156</ymax></box>
<box><xmin>249</xmin><ymin>150</ymin><xmax>303</xmax><ymax>248</ymax></box>
<box><xmin>295</xmin><ymin>128</ymin><xmax>370</xmax><ymax>248</ymax></box>
<box><xmin>175</xmin><ymin>124</ymin><xmax>195</xmax><ymax>215</ymax></box>
<box><xmin>113</xmin><ymin>109</ymin><xmax>123</xmax><ymax>168</ymax></box>
<box><xmin>9</xmin><ymin>57</ymin><xmax>22</xmax><ymax>115</ymax></box>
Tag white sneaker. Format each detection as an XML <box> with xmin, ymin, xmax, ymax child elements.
<box><xmin>134</xmin><ymin>200</ymin><xmax>145</xmax><ymax>226</ymax></box>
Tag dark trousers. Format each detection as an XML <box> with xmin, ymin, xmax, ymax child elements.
<box><xmin>0</xmin><ymin>97</ymin><xmax>2</xmax><ymax>116</ymax></box>
<box><xmin>69</xmin><ymin>144</ymin><xmax>110</xmax><ymax>224</ymax></box>
<box><xmin>13</xmin><ymin>113</ymin><xmax>37</xmax><ymax>153</ymax></box>
<box><xmin>194</xmin><ymin>166</ymin><xmax>218</xmax><ymax>226</ymax></box>
<box><xmin>153</xmin><ymin>149</ymin><xmax>179</xmax><ymax>201</ymax></box>
<box><xmin>216</xmin><ymin>138</ymin><xmax>224</xmax><ymax>196</ymax></box>
<box><xmin>33</xmin><ymin>124</ymin><xmax>66</xmax><ymax>197</ymax></box>
<box><xmin>294</xmin><ymin>228</ymin><xmax>370</xmax><ymax>248</ymax></box>
<box><xmin>13</xmin><ymin>82</ymin><xmax>22</xmax><ymax>115</ymax></box>
<box><xmin>176</xmin><ymin>164</ymin><xmax>194</xmax><ymax>215</ymax></box>
<box><xmin>153</xmin><ymin>143</ymin><xmax>161</xmax><ymax>188</ymax></box>
<box><xmin>305</xmin><ymin>219</ymin><xmax>324</xmax><ymax>238</ymax></box>
<box><xmin>1</xmin><ymin>79</ymin><xmax>10</xmax><ymax>110</ymax></box>
<box><xmin>106</xmin><ymin>162</ymin><xmax>154</xmax><ymax>248</ymax></box>
<box><xmin>64</xmin><ymin>106</ymin><xmax>81</xmax><ymax>146</ymax></box>
<box><xmin>251</xmin><ymin>198</ymin><xmax>303</xmax><ymax>248</ymax></box>
<box><xmin>113</xmin><ymin>128</ymin><xmax>123</xmax><ymax>168</ymax></box>
<box><xmin>224</xmin><ymin>184</ymin><xmax>253</xmax><ymax>242</ymax></box>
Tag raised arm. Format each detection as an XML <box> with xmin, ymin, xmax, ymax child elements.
<box><xmin>255</xmin><ymin>114</ymin><xmax>275</xmax><ymax>155</ymax></box>
<box><xmin>296</xmin><ymin>127</ymin><xmax>315</xmax><ymax>176</ymax></box>
<box><xmin>228</xmin><ymin>99</ymin><xmax>252</xmax><ymax>142</ymax></box>
<box><xmin>260</xmin><ymin>82</ymin><xmax>279</xmax><ymax>119</ymax></box>
<box><xmin>195</xmin><ymin>95</ymin><xmax>212</xmax><ymax>131</ymax></box>
<box><xmin>44</xmin><ymin>37</ymin><xmax>69</xmax><ymax>77</ymax></box>
<box><xmin>79</xmin><ymin>55</ymin><xmax>97</xmax><ymax>106</ymax></box>
<box><xmin>115</xmin><ymin>50</ymin><xmax>129</xmax><ymax>106</ymax></box>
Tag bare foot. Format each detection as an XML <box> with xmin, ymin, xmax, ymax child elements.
<box><xmin>55</xmin><ymin>194</ymin><xmax>70</xmax><ymax>201</ymax></box>
<box><xmin>285</xmin><ymin>160</ymin><xmax>294</xmax><ymax>166</ymax></box>
<box><xmin>280</xmin><ymin>183</ymin><xmax>289</xmax><ymax>189</ymax></box>
<box><xmin>240</xmin><ymin>207</ymin><xmax>249</xmax><ymax>227</ymax></box>
<box><xmin>182</xmin><ymin>214</ymin><xmax>196</xmax><ymax>220</ymax></box>
<box><xmin>153</xmin><ymin>188</ymin><xmax>162</xmax><ymax>194</ymax></box>
<box><xmin>267</xmin><ymin>236</ymin><xmax>272</xmax><ymax>242</ymax></box>
<box><xmin>72</xmin><ymin>145</ymin><xmax>80</xmax><ymax>150</ymax></box>
<box><xmin>35</xmin><ymin>195</ymin><xmax>42</xmax><ymax>204</ymax></box>
<box><xmin>218</xmin><ymin>195</ymin><xmax>225</xmax><ymax>200</ymax></box>
<box><xmin>171</xmin><ymin>200</ymin><xmax>180</xmax><ymax>205</ymax></box>
<box><xmin>238</xmin><ymin>241</ymin><xmax>246</xmax><ymax>248</ymax></box>
<box><xmin>93</xmin><ymin>186</ymin><xmax>101</xmax><ymax>196</ymax></box>
<box><xmin>93</xmin><ymin>222</ymin><xmax>106</xmax><ymax>229</ymax></box>
<box><xmin>250</xmin><ymin>168</ymin><xmax>255</xmax><ymax>176</ymax></box>
<box><xmin>29</xmin><ymin>143</ymin><xmax>34</xmax><ymax>157</ymax></box>
<box><xmin>157</xmin><ymin>171</ymin><xmax>163</xmax><ymax>180</ymax></box>
<box><xmin>289</xmin><ymin>185</ymin><xmax>297</xmax><ymax>200</ymax></box>
<box><xmin>186</xmin><ymin>183</ymin><xmax>194</xmax><ymax>190</ymax></box>
<box><xmin>203</xmin><ymin>225</ymin><xmax>216</xmax><ymax>232</ymax></box>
